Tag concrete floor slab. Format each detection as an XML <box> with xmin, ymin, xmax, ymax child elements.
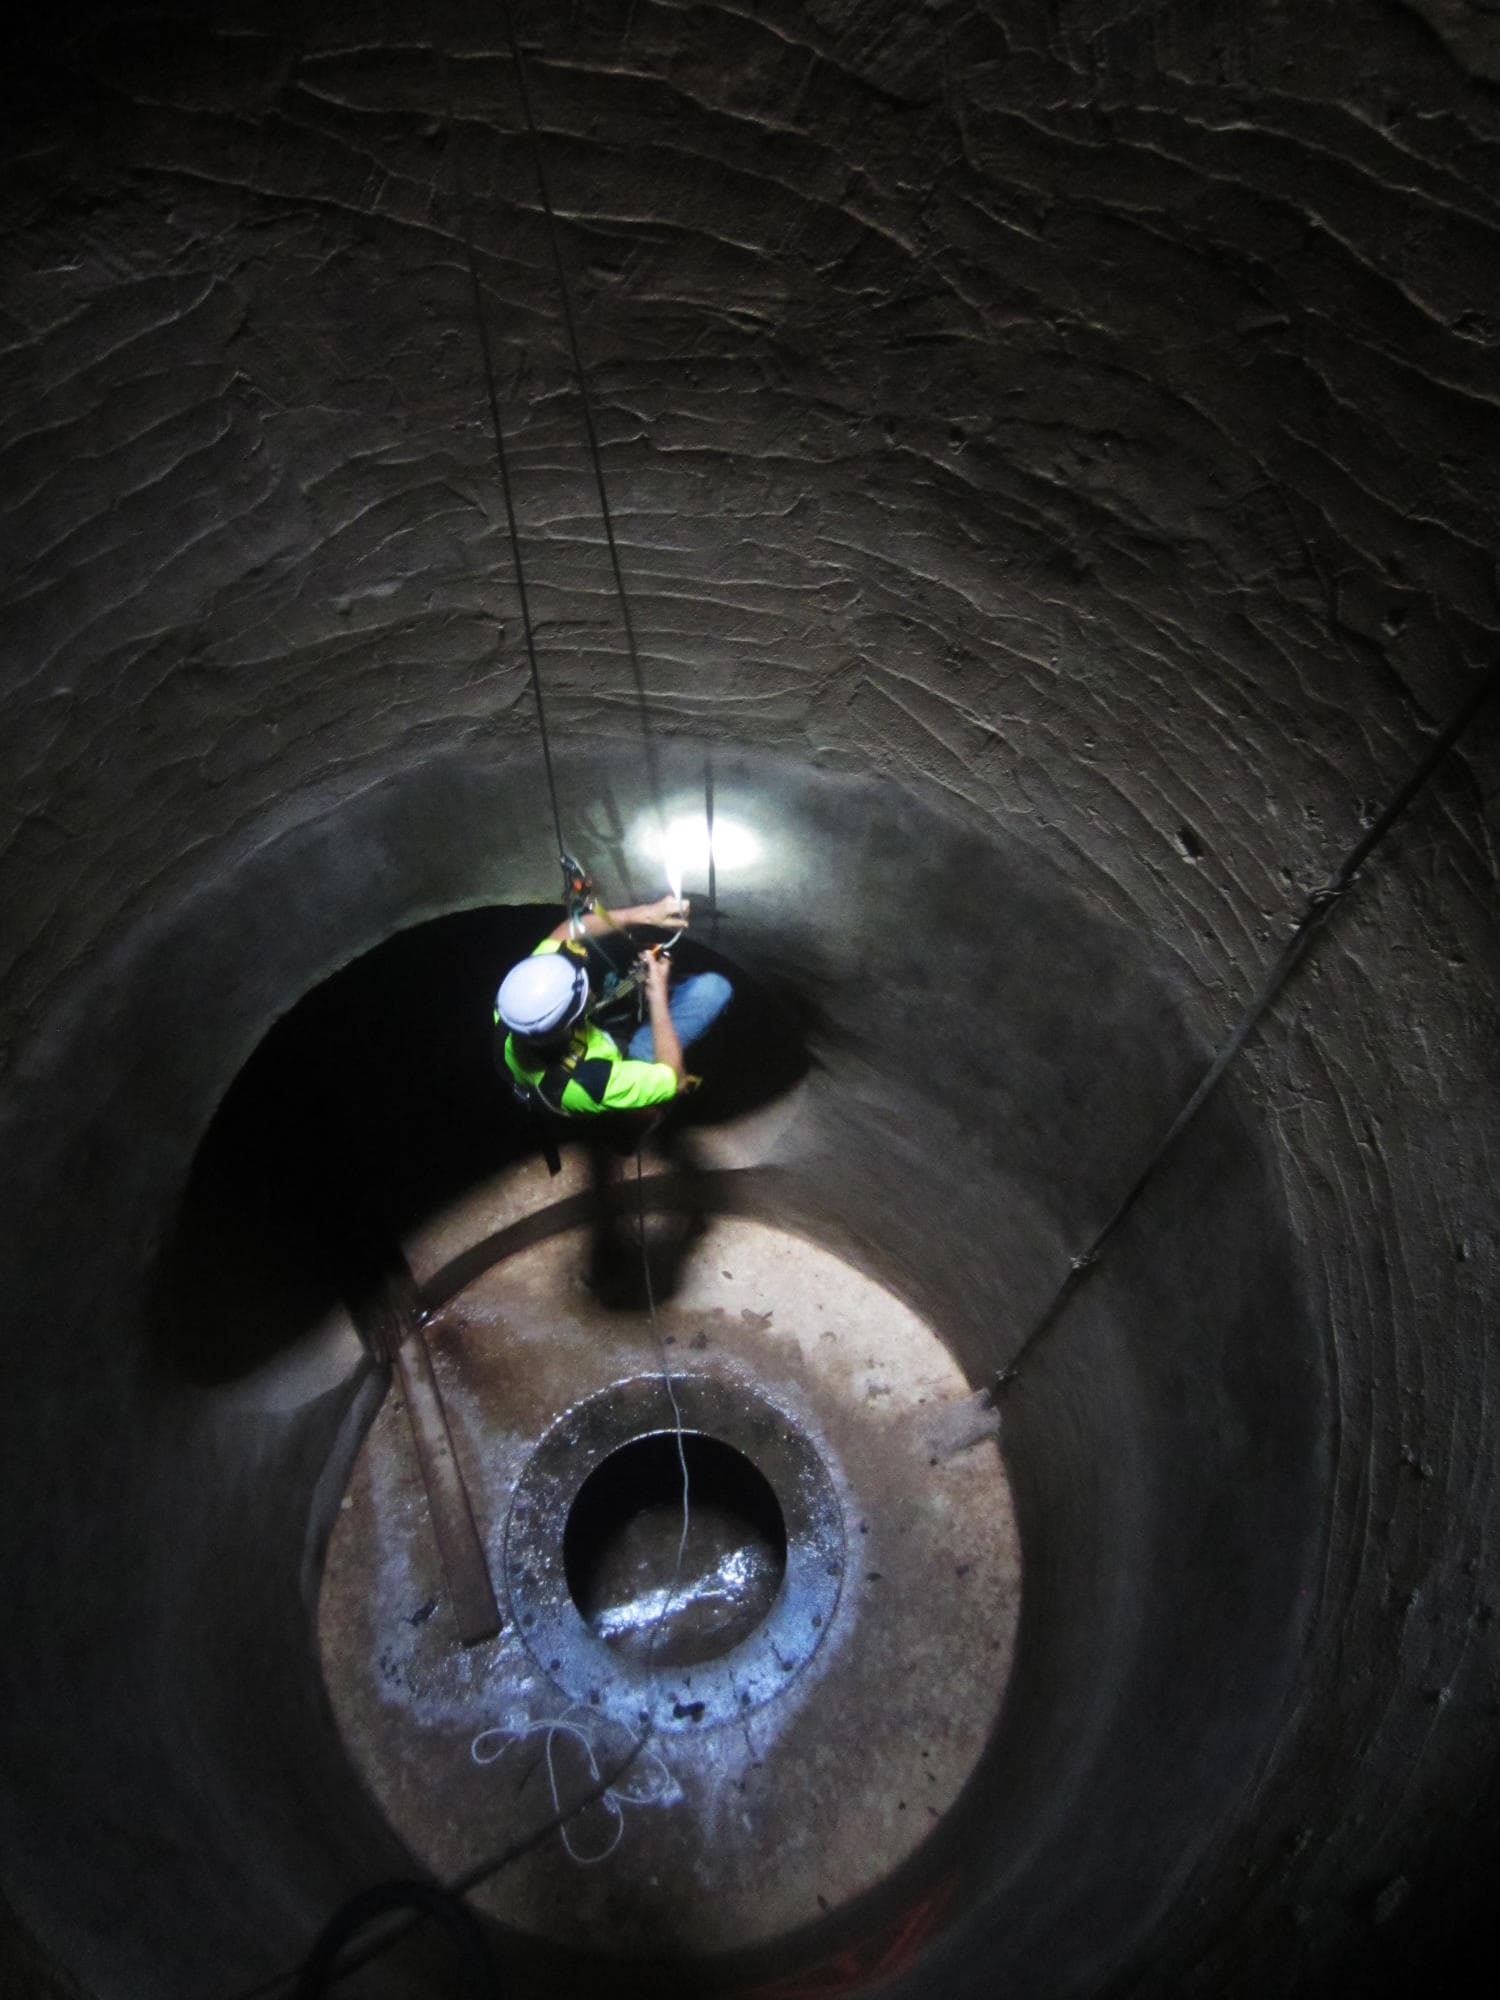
<box><xmin>319</xmin><ymin>1193</ymin><xmax>1020</xmax><ymax>1962</ymax></box>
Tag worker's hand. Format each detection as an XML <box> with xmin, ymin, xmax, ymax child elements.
<box><xmin>638</xmin><ymin>947</ymin><xmax>672</xmax><ymax>994</ymax></box>
<box><xmin>644</xmin><ymin>893</ymin><xmax>689</xmax><ymax>930</ymax></box>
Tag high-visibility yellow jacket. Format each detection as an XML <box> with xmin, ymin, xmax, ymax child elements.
<box><xmin>499</xmin><ymin>938</ymin><xmax>678</xmax><ymax>1116</ymax></box>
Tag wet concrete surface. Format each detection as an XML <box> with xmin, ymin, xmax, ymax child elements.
<box><xmin>319</xmin><ymin>1192</ymin><xmax>1021</xmax><ymax>1964</ymax></box>
<box><xmin>564</xmin><ymin>1429</ymin><xmax>788</xmax><ymax>1667</ymax></box>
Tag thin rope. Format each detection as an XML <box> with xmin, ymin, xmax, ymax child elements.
<box><xmin>459</xmin><ymin>1152</ymin><xmax>689</xmax><ymax>1883</ymax></box>
<box><xmin>235</xmin><ymin>1181</ymin><xmax>694</xmax><ymax>1999</ymax></box>
<box><xmin>470</xmin><ymin>1707</ymin><xmax>675</xmax><ymax>1865</ymax></box>
<box><xmin>636</xmin><ymin>1145</ymin><xmax>694</xmax><ymax>1646</ymax></box>
<box><xmin>704</xmin><ymin>755</ymin><xmax>721</xmax><ymax>941</ymax></box>
<box><xmin>994</xmin><ymin>659</ymin><xmax>1500</xmax><ymax>1397</ymax></box>
<box><xmin>448</xmin><ymin>103</ymin><xmax>567</xmax><ymax>863</ymax></box>
<box><xmin>226</xmin><ymin>41</ymin><xmax>681</xmax><ymax>2000</ymax></box>
<box><xmin>496</xmin><ymin>0</ymin><xmax>666</xmax><ymax>834</ymax></box>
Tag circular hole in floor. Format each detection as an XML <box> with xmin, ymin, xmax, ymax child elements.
<box><xmin>562</xmin><ymin>1430</ymin><xmax>788</xmax><ymax>1668</ymax></box>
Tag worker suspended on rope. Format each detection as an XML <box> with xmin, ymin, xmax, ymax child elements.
<box><xmin>494</xmin><ymin>879</ymin><xmax>731</xmax><ymax>1123</ymax></box>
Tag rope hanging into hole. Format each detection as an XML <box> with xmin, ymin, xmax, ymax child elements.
<box><xmin>448</xmin><ymin>12</ymin><xmax>694</xmax><ymax>1911</ymax></box>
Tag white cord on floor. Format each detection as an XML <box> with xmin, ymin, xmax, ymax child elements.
<box><xmin>470</xmin><ymin>1707</ymin><xmax>676</xmax><ymax>1865</ymax></box>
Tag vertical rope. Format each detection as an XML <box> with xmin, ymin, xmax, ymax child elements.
<box><xmin>704</xmin><ymin>754</ymin><xmax>721</xmax><ymax>941</ymax></box>
<box><xmin>636</xmin><ymin>1147</ymin><xmax>693</xmax><ymax>1654</ymax></box>
<box><xmin>449</xmin><ymin>115</ymin><xmax>568</xmax><ymax>863</ymax></box>
<box><xmin>496</xmin><ymin>0</ymin><xmax>667</xmax><ymax>834</ymax></box>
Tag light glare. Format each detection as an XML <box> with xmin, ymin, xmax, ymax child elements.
<box><xmin>644</xmin><ymin>812</ymin><xmax>762</xmax><ymax>895</ymax></box>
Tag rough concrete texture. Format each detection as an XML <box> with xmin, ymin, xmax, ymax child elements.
<box><xmin>0</xmin><ymin>2</ymin><xmax>1496</xmax><ymax>1997</ymax></box>
<box><xmin>320</xmin><ymin>1208</ymin><xmax>1019</xmax><ymax>1973</ymax></box>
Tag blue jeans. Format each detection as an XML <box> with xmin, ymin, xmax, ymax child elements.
<box><xmin>627</xmin><ymin>972</ymin><xmax>732</xmax><ymax>1063</ymax></box>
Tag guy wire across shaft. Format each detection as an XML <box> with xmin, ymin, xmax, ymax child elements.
<box><xmin>994</xmin><ymin>659</ymin><xmax>1500</xmax><ymax>1400</ymax></box>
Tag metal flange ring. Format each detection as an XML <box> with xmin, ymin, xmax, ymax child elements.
<box><xmin>504</xmin><ymin>1372</ymin><xmax>845</xmax><ymax>1732</ymax></box>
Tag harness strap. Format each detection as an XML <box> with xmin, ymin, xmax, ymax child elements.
<box><xmin>509</xmin><ymin>1037</ymin><xmax>615</xmax><ymax>1117</ymax></box>
<box><xmin>534</xmin><ymin>1046</ymin><xmax>582</xmax><ymax>1116</ymax></box>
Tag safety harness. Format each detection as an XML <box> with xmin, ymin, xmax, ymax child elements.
<box><xmin>496</xmin><ymin>905</ymin><xmax>645</xmax><ymax>1174</ymax></box>
<box><xmin>496</xmin><ymin>859</ymin><xmax>694</xmax><ymax>1171</ymax></box>
<box><xmin>499</xmin><ymin>1026</ymin><xmax>611</xmax><ymax>1120</ymax></box>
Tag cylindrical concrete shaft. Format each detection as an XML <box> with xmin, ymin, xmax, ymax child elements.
<box><xmin>0</xmin><ymin>3</ymin><xmax>1497</xmax><ymax>1995</ymax></box>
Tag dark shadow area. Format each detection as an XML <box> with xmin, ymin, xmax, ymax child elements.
<box><xmin>413</xmin><ymin>1163</ymin><xmax>782</xmax><ymax>1315</ymax></box>
<box><xmin>152</xmin><ymin>906</ymin><xmax>809</xmax><ymax>1384</ymax></box>
<box><xmin>573</xmin><ymin>931</ymin><xmax>815</xmax><ymax>1308</ymax></box>
<box><xmin>293</xmin><ymin>1878</ymin><xmax>497</xmax><ymax>2000</ymax></box>
<box><xmin>579</xmin><ymin>1131</ymin><xmax>711</xmax><ymax>1310</ymax></box>
<box><xmin>587</xmin><ymin>930</ymin><xmax>815</xmax><ymax>1130</ymax></box>
<box><xmin>151</xmin><ymin>903</ymin><xmax>549</xmax><ymax>1384</ymax></box>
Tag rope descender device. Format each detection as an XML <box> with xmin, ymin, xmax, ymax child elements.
<box><xmin>560</xmin><ymin>851</ymin><xmax>596</xmax><ymax>934</ymax></box>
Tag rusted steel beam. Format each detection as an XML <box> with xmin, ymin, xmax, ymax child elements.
<box><xmin>392</xmin><ymin>1316</ymin><xmax>502</xmax><ymax>1647</ymax></box>
<box><xmin>344</xmin><ymin>1234</ymin><xmax>501</xmax><ymax>1647</ymax></box>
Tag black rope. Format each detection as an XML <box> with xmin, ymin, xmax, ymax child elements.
<box><xmin>994</xmin><ymin>659</ymin><xmax>1500</xmax><ymax>1398</ymax></box>
<box><xmin>496</xmin><ymin>0</ymin><xmax>666</xmax><ymax>832</ymax></box>
<box><xmin>220</xmin><ymin>1730</ymin><xmax>649</xmax><ymax>2000</ymax></box>
<box><xmin>704</xmin><ymin>752</ymin><xmax>721</xmax><ymax>940</ymax></box>
<box><xmin>292</xmin><ymin>1880</ymin><xmax>496</xmax><ymax>1998</ymax></box>
<box><xmin>449</xmin><ymin>108</ymin><xmax>567</xmax><ymax>865</ymax></box>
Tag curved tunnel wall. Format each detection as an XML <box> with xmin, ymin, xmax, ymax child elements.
<box><xmin>1</xmin><ymin>3</ymin><xmax>1498</xmax><ymax>1995</ymax></box>
<box><xmin>0</xmin><ymin>746</ymin><xmax>1324</xmax><ymax>2000</ymax></box>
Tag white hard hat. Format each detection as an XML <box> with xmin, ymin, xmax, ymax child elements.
<box><xmin>496</xmin><ymin>953</ymin><xmax>589</xmax><ymax>1039</ymax></box>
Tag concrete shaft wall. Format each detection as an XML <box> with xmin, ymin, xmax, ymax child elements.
<box><xmin>1</xmin><ymin>2</ymin><xmax>1497</xmax><ymax>1995</ymax></box>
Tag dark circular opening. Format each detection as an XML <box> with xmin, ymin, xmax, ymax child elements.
<box><xmin>562</xmin><ymin>1431</ymin><xmax>788</xmax><ymax>1668</ymax></box>
<box><xmin>150</xmin><ymin>905</ymin><xmax>809</xmax><ymax>1385</ymax></box>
